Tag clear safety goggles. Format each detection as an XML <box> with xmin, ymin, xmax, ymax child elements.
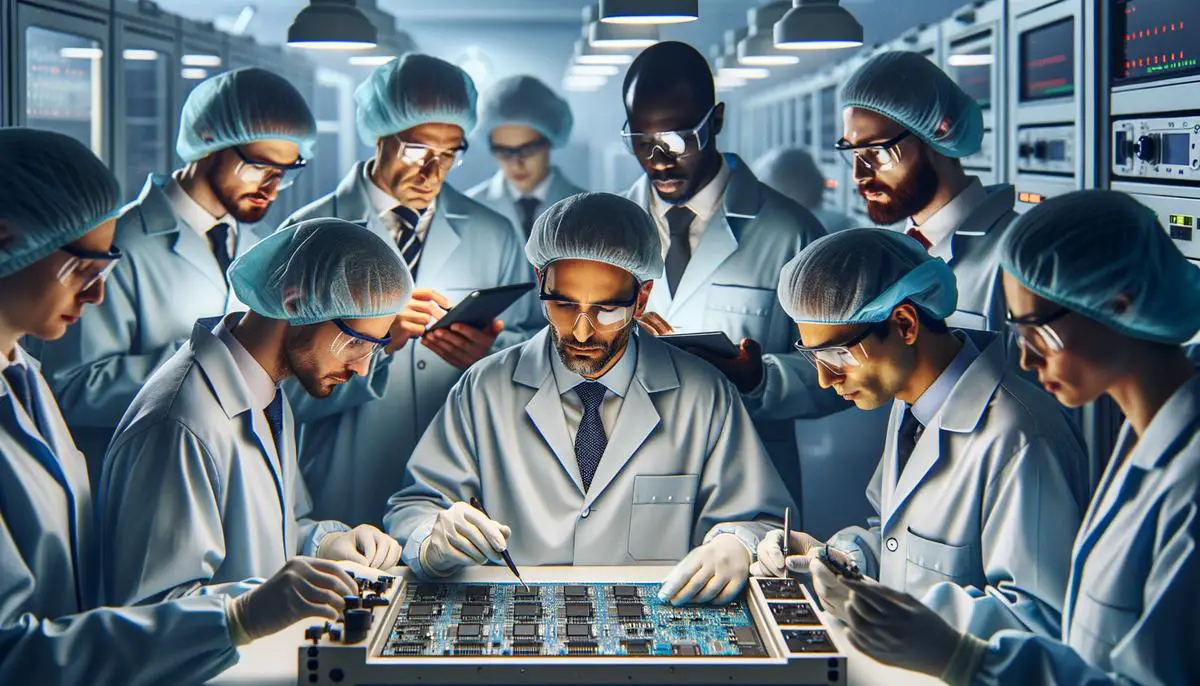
<box><xmin>1006</xmin><ymin>307</ymin><xmax>1069</xmax><ymax>359</ymax></box>
<box><xmin>834</xmin><ymin>130</ymin><xmax>912</xmax><ymax>172</ymax></box>
<box><xmin>621</xmin><ymin>105</ymin><xmax>716</xmax><ymax>161</ymax></box>
<box><xmin>794</xmin><ymin>324</ymin><xmax>879</xmax><ymax>375</ymax></box>
<box><xmin>56</xmin><ymin>243</ymin><xmax>123</xmax><ymax>293</ymax></box>
<box><xmin>540</xmin><ymin>287</ymin><xmax>639</xmax><ymax>334</ymax></box>
<box><xmin>490</xmin><ymin>137</ymin><xmax>550</xmax><ymax>163</ymax></box>
<box><xmin>232</xmin><ymin>146</ymin><xmax>307</xmax><ymax>190</ymax></box>
<box><xmin>330</xmin><ymin>318</ymin><xmax>392</xmax><ymax>362</ymax></box>
<box><xmin>394</xmin><ymin>138</ymin><xmax>467</xmax><ymax>172</ymax></box>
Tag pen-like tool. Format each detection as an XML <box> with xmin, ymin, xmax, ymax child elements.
<box><xmin>781</xmin><ymin>506</ymin><xmax>793</xmax><ymax>579</ymax></box>
<box><xmin>468</xmin><ymin>497</ymin><xmax>528</xmax><ymax>589</ymax></box>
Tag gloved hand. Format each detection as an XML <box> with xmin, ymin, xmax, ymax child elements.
<box><xmin>420</xmin><ymin>501</ymin><xmax>512</xmax><ymax>577</ymax></box>
<box><xmin>839</xmin><ymin>576</ymin><xmax>965</xmax><ymax>677</ymax></box>
<box><xmin>658</xmin><ymin>534</ymin><xmax>752</xmax><ymax>606</ymax></box>
<box><xmin>809</xmin><ymin>551</ymin><xmax>866</xmax><ymax>622</ymax></box>
<box><xmin>317</xmin><ymin>524</ymin><xmax>402</xmax><ymax>570</ymax></box>
<box><xmin>227</xmin><ymin>557</ymin><xmax>357</xmax><ymax>644</ymax></box>
<box><xmin>749</xmin><ymin>529</ymin><xmax>823</xmax><ymax>577</ymax></box>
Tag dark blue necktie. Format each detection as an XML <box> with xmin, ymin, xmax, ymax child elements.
<box><xmin>896</xmin><ymin>407</ymin><xmax>924</xmax><ymax>473</ymax></box>
<box><xmin>207</xmin><ymin>222</ymin><xmax>232</xmax><ymax>275</ymax></box>
<box><xmin>516</xmin><ymin>197</ymin><xmax>541</xmax><ymax>238</ymax></box>
<box><xmin>4</xmin><ymin>364</ymin><xmax>41</xmax><ymax>433</ymax></box>
<box><xmin>391</xmin><ymin>206</ymin><xmax>425</xmax><ymax>279</ymax></box>
<box><xmin>264</xmin><ymin>390</ymin><xmax>285</xmax><ymax>455</ymax></box>
<box><xmin>664</xmin><ymin>205</ymin><xmax>695</xmax><ymax>296</ymax></box>
<box><xmin>573</xmin><ymin>383</ymin><xmax>608</xmax><ymax>492</ymax></box>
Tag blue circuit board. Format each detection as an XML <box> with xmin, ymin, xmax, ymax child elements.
<box><xmin>380</xmin><ymin>582</ymin><xmax>767</xmax><ymax>658</ymax></box>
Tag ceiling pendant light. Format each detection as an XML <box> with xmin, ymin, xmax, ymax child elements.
<box><xmin>738</xmin><ymin>2</ymin><xmax>801</xmax><ymax>66</ymax></box>
<box><xmin>585</xmin><ymin>3</ymin><xmax>657</xmax><ymax>49</ymax></box>
<box><xmin>774</xmin><ymin>0</ymin><xmax>863</xmax><ymax>51</ymax></box>
<box><xmin>288</xmin><ymin>0</ymin><xmax>377</xmax><ymax>51</ymax></box>
<box><xmin>599</xmin><ymin>0</ymin><xmax>698</xmax><ymax>25</ymax></box>
<box><xmin>573</xmin><ymin>38</ymin><xmax>635</xmax><ymax>65</ymax></box>
<box><xmin>710</xmin><ymin>37</ymin><xmax>770</xmax><ymax>81</ymax></box>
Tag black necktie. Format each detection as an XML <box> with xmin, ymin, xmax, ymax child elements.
<box><xmin>896</xmin><ymin>407</ymin><xmax>924</xmax><ymax>474</ymax></box>
<box><xmin>574</xmin><ymin>383</ymin><xmax>608</xmax><ymax>492</ymax></box>
<box><xmin>4</xmin><ymin>364</ymin><xmax>40</xmax><ymax>432</ymax></box>
<box><xmin>207</xmin><ymin>222</ymin><xmax>232</xmax><ymax>275</ymax></box>
<box><xmin>664</xmin><ymin>205</ymin><xmax>696</xmax><ymax>295</ymax></box>
<box><xmin>264</xmin><ymin>390</ymin><xmax>285</xmax><ymax>455</ymax></box>
<box><xmin>391</xmin><ymin>206</ymin><xmax>424</xmax><ymax>279</ymax></box>
<box><xmin>516</xmin><ymin>197</ymin><xmax>541</xmax><ymax>238</ymax></box>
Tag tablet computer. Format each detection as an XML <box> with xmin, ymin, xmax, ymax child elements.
<box><xmin>426</xmin><ymin>283</ymin><xmax>535</xmax><ymax>333</ymax></box>
<box><xmin>657</xmin><ymin>331</ymin><xmax>740</xmax><ymax>359</ymax></box>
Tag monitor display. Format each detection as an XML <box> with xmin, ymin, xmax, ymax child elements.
<box><xmin>948</xmin><ymin>43</ymin><xmax>994</xmax><ymax>110</ymax></box>
<box><xmin>1019</xmin><ymin>18</ymin><xmax>1075</xmax><ymax>102</ymax></box>
<box><xmin>1112</xmin><ymin>0</ymin><xmax>1200</xmax><ymax>85</ymax></box>
<box><xmin>1161</xmin><ymin>132</ymin><xmax>1190</xmax><ymax>165</ymax></box>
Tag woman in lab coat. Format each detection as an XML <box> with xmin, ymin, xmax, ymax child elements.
<box><xmin>0</xmin><ymin>129</ymin><xmax>357</xmax><ymax>685</ymax></box>
<box><xmin>817</xmin><ymin>190</ymin><xmax>1200</xmax><ymax>685</ymax></box>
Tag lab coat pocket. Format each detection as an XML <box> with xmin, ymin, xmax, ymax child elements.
<box><xmin>946</xmin><ymin>310</ymin><xmax>988</xmax><ymax>331</ymax></box>
<box><xmin>1072</xmin><ymin>589</ymin><xmax>1139</xmax><ymax>652</ymax></box>
<box><xmin>628</xmin><ymin>475</ymin><xmax>700</xmax><ymax>561</ymax></box>
<box><xmin>704</xmin><ymin>285</ymin><xmax>776</xmax><ymax>339</ymax></box>
<box><xmin>904</xmin><ymin>528</ymin><xmax>974</xmax><ymax>591</ymax></box>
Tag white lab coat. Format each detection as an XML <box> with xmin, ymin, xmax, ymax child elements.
<box><xmin>936</xmin><ymin>185</ymin><xmax>1017</xmax><ymax>333</ymax></box>
<box><xmin>968</xmin><ymin>371</ymin><xmax>1200</xmax><ymax>685</ymax></box>
<box><xmin>384</xmin><ymin>328</ymin><xmax>795</xmax><ymax>578</ymax></box>
<box><xmin>281</xmin><ymin>163</ymin><xmax>540</xmax><ymax>527</ymax></box>
<box><xmin>0</xmin><ymin>347</ymin><xmax>238</xmax><ymax>685</ymax></box>
<box><xmin>35</xmin><ymin>175</ymin><xmax>255</xmax><ymax>485</ymax></box>
<box><xmin>99</xmin><ymin>316</ymin><xmax>348</xmax><ymax>606</ymax></box>
<box><xmin>830</xmin><ymin>331</ymin><xmax>1093</xmax><ymax>639</ymax></box>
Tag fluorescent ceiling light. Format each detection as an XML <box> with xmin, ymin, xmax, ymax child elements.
<box><xmin>714</xmin><ymin>74</ymin><xmax>747</xmax><ymax>90</ymax></box>
<box><xmin>564</xmin><ymin>74</ymin><xmax>607</xmax><ymax>91</ymax></box>
<box><xmin>182</xmin><ymin>54</ymin><xmax>222</xmax><ymax>67</ymax></box>
<box><xmin>288</xmin><ymin>0</ymin><xmax>377</xmax><ymax>51</ymax></box>
<box><xmin>122</xmin><ymin>49</ymin><xmax>159</xmax><ymax>61</ymax></box>
<box><xmin>718</xmin><ymin>66</ymin><xmax>770</xmax><ymax>79</ymax></box>
<box><xmin>599</xmin><ymin>0</ymin><xmax>698</xmax><ymax>24</ymax></box>
<box><xmin>181</xmin><ymin>67</ymin><xmax>209</xmax><ymax>80</ymax></box>
<box><xmin>349</xmin><ymin>54</ymin><xmax>396</xmax><ymax>66</ymax></box>
<box><xmin>574</xmin><ymin>38</ymin><xmax>634</xmax><ymax>65</ymax></box>
<box><xmin>588</xmin><ymin>18</ymin><xmax>659</xmax><ymax>49</ymax></box>
<box><xmin>570</xmin><ymin>64</ymin><xmax>620</xmax><ymax>76</ymax></box>
<box><xmin>775</xmin><ymin>0</ymin><xmax>864</xmax><ymax>51</ymax></box>
<box><xmin>738</xmin><ymin>2</ymin><xmax>801</xmax><ymax>66</ymax></box>
<box><xmin>947</xmin><ymin>53</ymin><xmax>995</xmax><ymax>67</ymax></box>
<box><xmin>59</xmin><ymin>47</ymin><xmax>103</xmax><ymax>60</ymax></box>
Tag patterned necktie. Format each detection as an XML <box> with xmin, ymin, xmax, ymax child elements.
<box><xmin>573</xmin><ymin>383</ymin><xmax>608</xmax><ymax>492</ymax></box>
<box><xmin>516</xmin><ymin>197</ymin><xmax>541</xmax><ymax>239</ymax></box>
<box><xmin>3</xmin><ymin>364</ymin><xmax>40</xmax><ymax>433</ymax></box>
<box><xmin>906</xmin><ymin>227</ymin><xmax>933</xmax><ymax>251</ymax></box>
<box><xmin>664</xmin><ymin>205</ymin><xmax>696</xmax><ymax>295</ymax></box>
<box><xmin>207</xmin><ymin>222</ymin><xmax>233</xmax><ymax>275</ymax></box>
<box><xmin>391</xmin><ymin>206</ymin><xmax>424</xmax><ymax>279</ymax></box>
<box><xmin>264</xmin><ymin>390</ymin><xmax>285</xmax><ymax>455</ymax></box>
<box><xmin>896</xmin><ymin>407</ymin><xmax>924</xmax><ymax>473</ymax></box>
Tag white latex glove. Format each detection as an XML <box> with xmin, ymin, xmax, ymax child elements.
<box><xmin>419</xmin><ymin>501</ymin><xmax>512</xmax><ymax>576</ymax></box>
<box><xmin>840</xmin><ymin>576</ymin><xmax>964</xmax><ymax>677</ymax></box>
<box><xmin>749</xmin><ymin>529</ymin><xmax>823</xmax><ymax>577</ymax></box>
<box><xmin>227</xmin><ymin>557</ymin><xmax>357</xmax><ymax>644</ymax></box>
<box><xmin>808</xmin><ymin>552</ymin><xmax>866</xmax><ymax>622</ymax></box>
<box><xmin>317</xmin><ymin>524</ymin><xmax>402</xmax><ymax>570</ymax></box>
<box><xmin>658</xmin><ymin>534</ymin><xmax>752</xmax><ymax>606</ymax></box>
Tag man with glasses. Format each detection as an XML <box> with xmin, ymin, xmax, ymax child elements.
<box><xmin>100</xmin><ymin>219</ymin><xmax>411</xmax><ymax>607</ymax></box>
<box><xmin>752</xmin><ymin>228</ymin><xmax>1092</xmax><ymax>641</ymax></box>
<box><xmin>36</xmin><ymin>67</ymin><xmax>317</xmax><ymax>486</ymax></box>
<box><xmin>619</xmin><ymin>41</ymin><xmax>845</xmax><ymax>515</ymax></box>
<box><xmin>839</xmin><ymin>51</ymin><xmax>1017</xmax><ymax>334</ymax></box>
<box><xmin>284</xmin><ymin>54</ymin><xmax>538</xmax><ymax>527</ymax></box>
<box><xmin>386</xmin><ymin>193</ymin><xmax>793</xmax><ymax>606</ymax></box>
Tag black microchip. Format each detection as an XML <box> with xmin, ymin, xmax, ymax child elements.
<box><xmin>671</xmin><ymin>643</ymin><xmax>701</xmax><ymax>656</ymax></box>
<box><xmin>613</xmin><ymin>585</ymin><xmax>638</xmax><ymax>598</ymax></box>
<box><xmin>513</xmin><ymin>602</ymin><xmax>541</xmax><ymax>617</ymax></box>
<box><xmin>566</xmin><ymin>623</ymin><xmax>592</xmax><ymax>638</ymax></box>
<box><xmin>413</xmin><ymin>584</ymin><xmax>440</xmax><ymax>600</ymax></box>
<box><xmin>624</xmin><ymin>639</ymin><xmax>651</xmax><ymax>655</ymax></box>
<box><xmin>732</xmin><ymin>627</ymin><xmax>759</xmax><ymax>646</ymax></box>
<box><xmin>456</xmin><ymin>624</ymin><xmax>482</xmax><ymax>639</ymax></box>
<box><xmin>514</xmin><ymin>587</ymin><xmax>540</xmax><ymax>600</ymax></box>
<box><xmin>770</xmin><ymin>603</ymin><xmax>819</xmax><ymax>625</ymax></box>
<box><xmin>565</xmin><ymin>603</ymin><xmax>592</xmax><ymax>618</ymax></box>
<box><xmin>464</xmin><ymin>586</ymin><xmax>489</xmax><ymax>602</ymax></box>
<box><xmin>513</xmin><ymin>624</ymin><xmax>538</xmax><ymax>639</ymax></box>
<box><xmin>460</xmin><ymin>603</ymin><xmax>486</xmax><ymax>619</ymax></box>
<box><xmin>616</xmin><ymin>604</ymin><xmax>644</xmax><ymax>619</ymax></box>
<box><xmin>406</xmin><ymin>603</ymin><xmax>434</xmax><ymax>618</ymax></box>
<box><xmin>782</xmin><ymin>629</ymin><xmax>836</xmax><ymax>653</ymax></box>
<box><xmin>758</xmin><ymin>578</ymin><xmax>805</xmax><ymax>600</ymax></box>
<box><xmin>564</xmin><ymin>585</ymin><xmax>588</xmax><ymax>598</ymax></box>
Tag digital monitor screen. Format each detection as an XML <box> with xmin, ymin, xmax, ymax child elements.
<box><xmin>1112</xmin><ymin>0</ymin><xmax>1200</xmax><ymax>85</ymax></box>
<box><xmin>1019</xmin><ymin>18</ymin><xmax>1075</xmax><ymax>102</ymax></box>
<box><xmin>948</xmin><ymin>44</ymin><xmax>994</xmax><ymax>110</ymax></box>
<box><xmin>1161</xmin><ymin>132</ymin><xmax>1190</xmax><ymax>165</ymax></box>
<box><xmin>819</xmin><ymin>86</ymin><xmax>837</xmax><ymax>159</ymax></box>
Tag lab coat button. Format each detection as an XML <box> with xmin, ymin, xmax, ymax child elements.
<box><xmin>581</xmin><ymin>507</ymin><xmax>591</xmax><ymax>519</ymax></box>
<box><xmin>417</xmin><ymin>360</ymin><xmax>427</xmax><ymax>370</ymax></box>
<box><xmin>885</xmin><ymin>537</ymin><xmax>898</xmax><ymax>552</ymax></box>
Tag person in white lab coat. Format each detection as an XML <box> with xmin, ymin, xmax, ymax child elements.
<box><xmin>820</xmin><ymin>190</ymin><xmax>1200</xmax><ymax>685</ymax></box>
<box><xmin>100</xmin><ymin>219</ymin><xmax>411</xmax><ymax>607</ymax></box>
<box><xmin>284</xmin><ymin>53</ymin><xmax>540</xmax><ymax>527</ymax></box>
<box><xmin>753</xmin><ymin>228</ymin><xmax>1092</xmax><ymax>640</ymax></box>
<box><xmin>752</xmin><ymin>148</ymin><xmax>856</xmax><ymax>234</ymax></box>
<box><xmin>839</xmin><ymin>51</ymin><xmax>1015</xmax><ymax>333</ymax></box>
<box><xmin>35</xmin><ymin>68</ymin><xmax>318</xmax><ymax>486</ymax></box>
<box><xmin>619</xmin><ymin>41</ymin><xmax>846</xmax><ymax>512</ymax></box>
<box><xmin>0</xmin><ymin>129</ymin><xmax>360</xmax><ymax>686</ymax></box>
<box><xmin>385</xmin><ymin>193</ymin><xmax>794</xmax><ymax>605</ymax></box>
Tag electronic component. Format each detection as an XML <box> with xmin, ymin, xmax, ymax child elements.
<box><xmin>566</xmin><ymin>624</ymin><xmax>592</xmax><ymax>639</ymax></box>
<box><xmin>513</xmin><ymin>602</ymin><xmax>542</xmax><ymax>619</ymax></box>
<box><xmin>615</xmin><ymin>604</ymin><xmax>644</xmax><ymax>619</ymax></box>
<box><xmin>406</xmin><ymin>603</ymin><xmax>436</xmax><ymax>619</ymax></box>
<box><xmin>782</xmin><ymin>629</ymin><xmax>836</xmax><ymax>654</ymax></box>
<box><xmin>612</xmin><ymin>585</ymin><xmax>639</xmax><ymax>600</ymax></box>
<box><xmin>770</xmin><ymin>603</ymin><xmax>819</xmax><ymax>626</ymax></box>
<box><xmin>564</xmin><ymin>603</ymin><xmax>592</xmax><ymax>619</ymax></box>
<box><xmin>757</xmin><ymin>578</ymin><xmax>806</xmax><ymax>600</ymax></box>
<box><xmin>623</xmin><ymin>639</ymin><xmax>652</xmax><ymax>656</ymax></box>
<box><xmin>819</xmin><ymin>546</ymin><xmax>863</xmax><ymax>581</ymax></box>
<box><xmin>513</xmin><ymin>624</ymin><xmax>538</xmax><ymax>639</ymax></box>
<box><xmin>564</xmin><ymin>585</ymin><xmax>589</xmax><ymax>599</ymax></box>
<box><xmin>456</xmin><ymin>624</ymin><xmax>483</xmax><ymax>640</ymax></box>
<box><xmin>671</xmin><ymin>643</ymin><xmax>701</xmax><ymax>656</ymax></box>
<box><xmin>464</xmin><ymin>585</ymin><xmax>490</xmax><ymax>602</ymax></box>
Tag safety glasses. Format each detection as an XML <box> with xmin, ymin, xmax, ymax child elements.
<box><xmin>232</xmin><ymin>147</ymin><xmax>307</xmax><ymax>190</ymax></box>
<box><xmin>394</xmin><ymin>138</ymin><xmax>468</xmax><ymax>172</ymax></box>
<box><xmin>834</xmin><ymin>130</ymin><xmax>912</xmax><ymax>172</ymax></box>
<box><xmin>621</xmin><ymin>105</ymin><xmax>716</xmax><ymax>161</ymax></box>
<box><xmin>490</xmin><ymin>137</ymin><xmax>550</xmax><ymax>163</ymax></box>
<box><xmin>330</xmin><ymin>318</ymin><xmax>392</xmax><ymax>363</ymax></box>
<box><xmin>56</xmin><ymin>243</ymin><xmax>122</xmax><ymax>293</ymax></box>
<box><xmin>540</xmin><ymin>287</ymin><xmax>639</xmax><ymax>334</ymax></box>
<box><xmin>1006</xmin><ymin>307</ymin><xmax>1070</xmax><ymax>359</ymax></box>
<box><xmin>794</xmin><ymin>324</ymin><xmax>880</xmax><ymax>375</ymax></box>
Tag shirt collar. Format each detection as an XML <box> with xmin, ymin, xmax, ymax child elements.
<box><xmin>507</xmin><ymin>170</ymin><xmax>553</xmax><ymax>204</ymax></box>
<box><xmin>550</xmin><ymin>330</ymin><xmax>639</xmax><ymax>399</ymax></box>
<box><xmin>650</xmin><ymin>155</ymin><xmax>732</xmax><ymax>223</ymax></box>
<box><xmin>214</xmin><ymin>313</ymin><xmax>278</xmax><ymax>412</ymax></box>
<box><xmin>0</xmin><ymin>345</ymin><xmax>28</xmax><ymax>374</ymax></box>
<box><xmin>164</xmin><ymin>175</ymin><xmax>238</xmax><ymax>238</ymax></box>
<box><xmin>909</xmin><ymin>331</ymin><xmax>980</xmax><ymax>427</ymax></box>
<box><xmin>907</xmin><ymin>177</ymin><xmax>987</xmax><ymax>256</ymax></box>
<box><xmin>364</xmin><ymin>159</ymin><xmax>438</xmax><ymax>222</ymax></box>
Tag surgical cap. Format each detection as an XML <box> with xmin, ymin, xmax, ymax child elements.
<box><xmin>0</xmin><ymin>128</ymin><xmax>121</xmax><ymax>279</ymax></box>
<box><xmin>354</xmin><ymin>53</ymin><xmax>478</xmax><ymax>147</ymax></box>
<box><xmin>840</xmin><ymin>51</ymin><xmax>983</xmax><ymax>159</ymax></box>
<box><xmin>477</xmin><ymin>75</ymin><xmax>573</xmax><ymax>148</ymax></box>
<box><xmin>176</xmin><ymin>68</ymin><xmax>318</xmax><ymax>163</ymax></box>
<box><xmin>752</xmin><ymin>148</ymin><xmax>824</xmax><ymax>210</ymax></box>
<box><xmin>777</xmin><ymin>228</ymin><xmax>958</xmax><ymax>324</ymax></box>
<box><xmin>229</xmin><ymin>218</ymin><xmax>413</xmax><ymax>326</ymax></box>
<box><xmin>526</xmin><ymin>193</ymin><xmax>664</xmax><ymax>283</ymax></box>
<box><xmin>1001</xmin><ymin>190</ymin><xmax>1200</xmax><ymax>344</ymax></box>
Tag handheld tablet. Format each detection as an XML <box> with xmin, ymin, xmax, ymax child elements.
<box><xmin>657</xmin><ymin>331</ymin><xmax>740</xmax><ymax>359</ymax></box>
<box><xmin>426</xmin><ymin>283</ymin><xmax>535</xmax><ymax>333</ymax></box>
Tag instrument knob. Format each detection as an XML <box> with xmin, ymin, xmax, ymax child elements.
<box><xmin>1135</xmin><ymin>135</ymin><xmax>1157</xmax><ymax>162</ymax></box>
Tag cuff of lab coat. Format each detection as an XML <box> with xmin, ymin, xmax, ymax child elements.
<box><xmin>400</xmin><ymin>516</ymin><xmax>440</xmax><ymax>578</ymax></box>
<box><xmin>303</xmin><ymin>520</ymin><xmax>353</xmax><ymax>557</ymax></box>
<box><xmin>827</xmin><ymin>528</ymin><xmax>879</xmax><ymax>579</ymax></box>
<box><xmin>703</xmin><ymin>526</ymin><xmax>760</xmax><ymax>562</ymax></box>
<box><xmin>941</xmin><ymin>633</ymin><xmax>989</xmax><ymax>686</ymax></box>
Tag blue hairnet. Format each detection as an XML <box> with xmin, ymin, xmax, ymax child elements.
<box><xmin>229</xmin><ymin>218</ymin><xmax>414</xmax><ymax>326</ymax></box>
<box><xmin>176</xmin><ymin>68</ymin><xmax>317</xmax><ymax>163</ymax></box>
<box><xmin>777</xmin><ymin>228</ymin><xmax>958</xmax><ymax>324</ymax></box>
<box><xmin>526</xmin><ymin>193</ymin><xmax>664</xmax><ymax>283</ymax></box>
<box><xmin>354</xmin><ymin>53</ymin><xmax>478</xmax><ymax>147</ymax></box>
<box><xmin>752</xmin><ymin>148</ymin><xmax>824</xmax><ymax>210</ymax></box>
<box><xmin>841</xmin><ymin>51</ymin><xmax>983</xmax><ymax>159</ymax></box>
<box><xmin>0</xmin><ymin>128</ymin><xmax>121</xmax><ymax>279</ymax></box>
<box><xmin>477</xmin><ymin>75</ymin><xmax>573</xmax><ymax>148</ymax></box>
<box><xmin>1001</xmin><ymin>190</ymin><xmax>1200</xmax><ymax>344</ymax></box>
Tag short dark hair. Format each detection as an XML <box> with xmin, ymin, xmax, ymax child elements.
<box><xmin>623</xmin><ymin>41</ymin><xmax>715</xmax><ymax>114</ymax></box>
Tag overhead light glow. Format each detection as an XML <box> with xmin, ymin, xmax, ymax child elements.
<box><xmin>774</xmin><ymin>0</ymin><xmax>864</xmax><ymax>51</ymax></box>
<box><xmin>574</xmin><ymin>38</ymin><xmax>634</xmax><ymax>65</ymax></box>
<box><xmin>287</xmin><ymin>0</ymin><xmax>377</xmax><ymax>51</ymax></box>
<box><xmin>122</xmin><ymin>49</ymin><xmax>159</xmax><ymax>61</ymax></box>
<box><xmin>588</xmin><ymin>19</ymin><xmax>659</xmax><ymax>49</ymax></box>
<box><xmin>564</xmin><ymin>74</ymin><xmax>607</xmax><ymax>91</ymax></box>
<box><xmin>288</xmin><ymin>40</ymin><xmax>375</xmax><ymax>51</ymax></box>
<box><xmin>570</xmin><ymin>64</ymin><xmax>620</xmax><ymax>76</ymax></box>
<box><xmin>714</xmin><ymin>74</ymin><xmax>747</xmax><ymax>90</ymax></box>
<box><xmin>59</xmin><ymin>47</ymin><xmax>103</xmax><ymax>60</ymax></box>
<box><xmin>182</xmin><ymin>54</ymin><xmax>222</xmax><ymax>67</ymax></box>
<box><xmin>718</xmin><ymin>66</ymin><xmax>770</xmax><ymax>80</ymax></box>
<box><xmin>599</xmin><ymin>0</ymin><xmax>698</xmax><ymax>24</ymax></box>
<box><xmin>181</xmin><ymin>67</ymin><xmax>209</xmax><ymax>80</ymax></box>
<box><xmin>349</xmin><ymin>54</ymin><xmax>397</xmax><ymax>66</ymax></box>
<box><xmin>947</xmin><ymin>53</ymin><xmax>995</xmax><ymax>67</ymax></box>
<box><xmin>738</xmin><ymin>1</ymin><xmax>801</xmax><ymax>66</ymax></box>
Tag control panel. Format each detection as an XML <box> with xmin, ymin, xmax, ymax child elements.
<box><xmin>1016</xmin><ymin>124</ymin><xmax>1076</xmax><ymax>174</ymax></box>
<box><xmin>1112</xmin><ymin>114</ymin><xmax>1200</xmax><ymax>180</ymax></box>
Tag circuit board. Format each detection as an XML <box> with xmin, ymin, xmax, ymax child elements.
<box><xmin>380</xmin><ymin>582</ymin><xmax>767</xmax><ymax>658</ymax></box>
